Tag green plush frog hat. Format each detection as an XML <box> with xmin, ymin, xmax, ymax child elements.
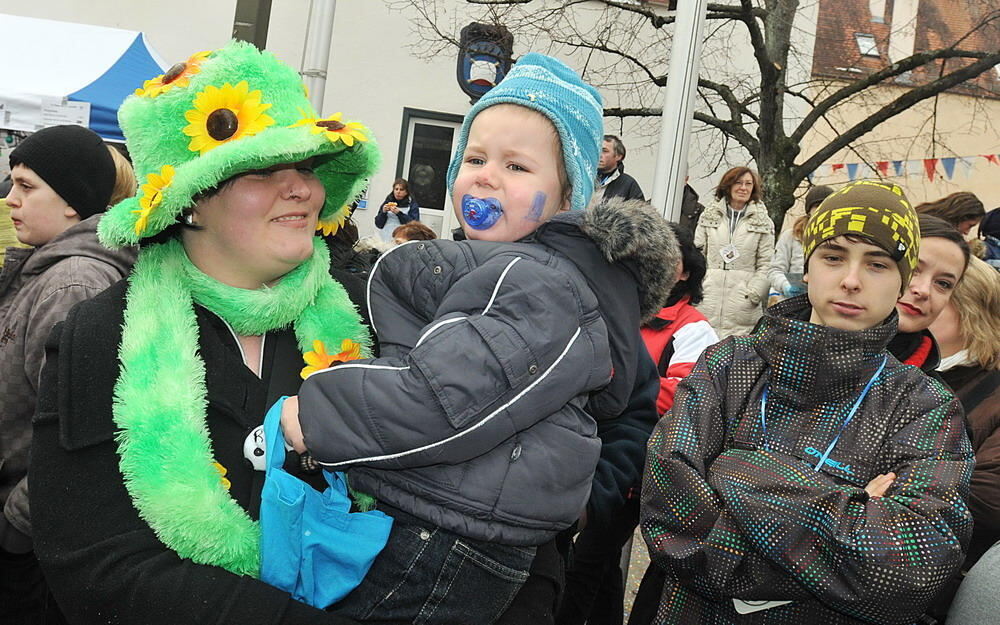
<box><xmin>100</xmin><ymin>40</ymin><xmax>378</xmax><ymax>246</ymax></box>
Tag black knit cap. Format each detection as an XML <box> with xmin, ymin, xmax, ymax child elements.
<box><xmin>9</xmin><ymin>125</ymin><xmax>115</xmax><ymax>219</ymax></box>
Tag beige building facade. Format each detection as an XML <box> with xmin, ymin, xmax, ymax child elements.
<box><xmin>803</xmin><ymin>0</ymin><xmax>1000</xmax><ymax>211</ymax></box>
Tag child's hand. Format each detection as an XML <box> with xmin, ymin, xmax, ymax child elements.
<box><xmin>865</xmin><ymin>472</ymin><xmax>896</xmax><ymax>498</ymax></box>
<box><xmin>280</xmin><ymin>396</ymin><xmax>308</xmax><ymax>454</ymax></box>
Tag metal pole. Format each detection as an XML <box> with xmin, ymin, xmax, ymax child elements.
<box><xmin>300</xmin><ymin>0</ymin><xmax>337</xmax><ymax>113</ymax></box>
<box><xmin>649</xmin><ymin>0</ymin><xmax>708</xmax><ymax>221</ymax></box>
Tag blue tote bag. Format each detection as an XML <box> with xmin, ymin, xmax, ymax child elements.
<box><xmin>260</xmin><ymin>397</ymin><xmax>393</xmax><ymax>608</ymax></box>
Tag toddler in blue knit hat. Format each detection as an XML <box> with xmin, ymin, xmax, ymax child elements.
<box><xmin>446</xmin><ymin>52</ymin><xmax>604</xmax><ymax>239</ymax></box>
<box><xmin>286</xmin><ymin>53</ymin><xmax>676</xmax><ymax>624</ymax></box>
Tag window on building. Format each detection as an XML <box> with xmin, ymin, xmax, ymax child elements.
<box><xmin>855</xmin><ymin>33</ymin><xmax>880</xmax><ymax>57</ymax></box>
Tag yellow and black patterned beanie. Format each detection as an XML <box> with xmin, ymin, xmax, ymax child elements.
<box><xmin>802</xmin><ymin>180</ymin><xmax>920</xmax><ymax>290</ymax></box>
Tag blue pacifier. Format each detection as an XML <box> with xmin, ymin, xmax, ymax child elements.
<box><xmin>461</xmin><ymin>195</ymin><xmax>503</xmax><ymax>230</ymax></box>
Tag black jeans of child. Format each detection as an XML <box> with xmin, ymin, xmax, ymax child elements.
<box><xmin>556</xmin><ymin>496</ymin><xmax>640</xmax><ymax>625</ymax></box>
<box><xmin>330</xmin><ymin>508</ymin><xmax>536</xmax><ymax>625</ymax></box>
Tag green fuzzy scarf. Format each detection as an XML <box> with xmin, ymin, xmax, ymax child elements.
<box><xmin>112</xmin><ymin>237</ymin><xmax>370</xmax><ymax>577</ymax></box>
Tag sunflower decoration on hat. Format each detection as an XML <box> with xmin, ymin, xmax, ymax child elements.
<box><xmin>100</xmin><ymin>40</ymin><xmax>379</xmax><ymax>247</ymax></box>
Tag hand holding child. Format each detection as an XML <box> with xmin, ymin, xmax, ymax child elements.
<box><xmin>280</xmin><ymin>395</ymin><xmax>308</xmax><ymax>454</ymax></box>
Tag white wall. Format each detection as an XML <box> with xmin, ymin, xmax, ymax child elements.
<box><xmin>0</xmin><ymin>0</ymin><xmax>238</xmax><ymax>65</ymax></box>
<box><xmin>266</xmin><ymin>0</ymin><xmax>475</xmax><ymax>238</ymax></box>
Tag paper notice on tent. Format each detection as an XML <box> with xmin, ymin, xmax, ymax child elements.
<box><xmin>0</xmin><ymin>93</ymin><xmax>43</xmax><ymax>132</ymax></box>
<box><xmin>40</xmin><ymin>97</ymin><xmax>90</xmax><ymax>127</ymax></box>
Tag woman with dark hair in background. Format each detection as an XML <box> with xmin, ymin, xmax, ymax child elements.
<box><xmin>558</xmin><ymin>223</ymin><xmax>718</xmax><ymax>625</ymax></box>
<box><xmin>694</xmin><ymin>166</ymin><xmax>774</xmax><ymax>338</ymax></box>
<box><xmin>374</xmin><ymin>177</ymin><xmax>419</xmax><ymax>242</ymax></box>
<box><xmin>916</xmin><ymin>191</ymin><xmax>985</xmax><ymax>236</ymax></box>
<box><xmin>888</xmin><ymin>214</ymin><xmax>970</xmax><ymax>373</ymax></box>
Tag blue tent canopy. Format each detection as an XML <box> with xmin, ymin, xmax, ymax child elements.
<box><xmin>0</xmin><ymin>14</ymin><xmax>167</xmax><ymax>142</ymax></box>
<box><xmin>69</xmin><ymin>34</ymin><xmax>166</xmax><ymax>141</ymax></box>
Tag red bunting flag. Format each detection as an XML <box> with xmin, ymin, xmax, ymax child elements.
<box><xmin>985</xmin><ymin>154</ymin><xmax>1000</xmax><ymax>166</ymax></box>
<box><xmin>876</xmin><ymin>161</ymin><xmax>889</xmax><ymax>177</ymax></box>
<box><xmin>832</xmin><ymin>163</ymin><xmax>845</xmax><ymax>173</ymax></box>
<box><xmin>923</xmin><ymin>158</ymin><xmax>938</xmax><ymax>181</ymax></box>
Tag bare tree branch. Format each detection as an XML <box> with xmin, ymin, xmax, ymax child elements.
<box><xmin>391</xmin><ymin>0</ymin><xmax>1000</xmax><ymax>221</ymax></box>
<box><xmin>695</xmin><ymin>111</ymin><xmax>759</xmax><ymax>152</ymax></box>
<box><xmin>554</xmin><ymin>36</ymin><xmax>667</xmax><ymax>86</ymax></box>
<box><xmin>792</xmin><ymin>52</ymin><xmax>1000</xmax><ymax>185</ymax></box>
<box><xmin>791</xmin><ymin>47</ymin><xmax>1000</xmax><ymax>142</ymax></box>
<box><xmin>700</xmin><ymin>78</ymin><xmax>758</xmax><ymax>123</ymax></box>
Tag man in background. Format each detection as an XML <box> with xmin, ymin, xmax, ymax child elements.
<box><xmin>590</xmin><ymin>135</ymin><xmax>644</xmax><ymax>206</ymax></box>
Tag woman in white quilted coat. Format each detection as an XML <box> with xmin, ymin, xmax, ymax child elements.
<box><xmin>694</xmin><ymin>167</ymin><xmax>774</xmax><ymax>338</ymax></box>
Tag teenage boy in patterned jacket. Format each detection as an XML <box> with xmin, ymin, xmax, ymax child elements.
<box><xmin>640</xmin><ymin>180</ymin><xmax>973</xmax><ymax>625</ymax></box>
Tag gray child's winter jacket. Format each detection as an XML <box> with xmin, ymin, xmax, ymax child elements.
<box><xmin>298</xmin><ymin>199</ymin><xmax>678</xmax><ymax>545</ymax></box>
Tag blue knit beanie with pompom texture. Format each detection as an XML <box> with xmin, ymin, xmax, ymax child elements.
<box><xmin>446</xmin><ymin>53</ymin><xmax>604</xmax><ymax>212</ymax></box>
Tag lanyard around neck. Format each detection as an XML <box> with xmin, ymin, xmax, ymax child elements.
<box><xmin>759</xmin><ymin>355</ymin><xmax>888</xmax><ymax>472</ymax></box>
<box><xmin>728</xmin><ymin>205</ymin><xmax>744</xmax><ymax>240</ymax></box>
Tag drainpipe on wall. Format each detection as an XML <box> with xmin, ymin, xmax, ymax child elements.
<box><xmin>301</xmin><ymin>0</ymin><xmax>337</xmax><ymax>113</ymax></box>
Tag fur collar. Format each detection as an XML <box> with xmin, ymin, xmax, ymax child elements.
<box><xmin>699</xmin><ymin>197</ymin><xmax>771</xmax><ymax>230</ymax></box>
<box><xmin>571</xmin><ymin>198</ymin><xmax>680</xmax><ymax>323</ymax></box>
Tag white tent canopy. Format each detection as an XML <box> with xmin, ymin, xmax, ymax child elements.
<box><xmin>0</xmin><ymin>13</ymin><xmax>167</xmax><ymax>141</ymax></box>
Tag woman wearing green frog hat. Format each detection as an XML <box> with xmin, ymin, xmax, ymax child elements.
<box><xmin>28</xmin><ymin>41</ymin><xmax>376</xmax><ymax>624</ymax></box>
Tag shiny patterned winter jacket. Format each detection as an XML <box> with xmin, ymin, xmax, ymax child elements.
<box><xmin>641</xmin><ymin>296</ymin><xmax>973</xmax><ymax>625</ymax></box>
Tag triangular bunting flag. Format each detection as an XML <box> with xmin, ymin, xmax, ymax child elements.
<box><xmin>959</xmin><ymin>157</ymin><xmax>975</xmax><ymax>178</ymax></box>
<box><xmin>847</xmin><ymin>163</ymin><xmax>859</xmax><ymax>181</ymax></box>
<box><xmin>941</xmin><ymin>157</ymin><xmax>956</xmax><ymax>179</ymax></box>
<box><xmin>985</xmin><ymin>154</ymin><xmax>1000</xmax><ymax>166</ymax></box>
<box><xmin>892</xmin><ymin>161</ymin><xmax>905</xmax><ymax>176</ymax></box>
<box><xmin>832</xmin><ymin>163</ymin><xmax>845</xmax><ymax>173</ymax></box>
<box><xmin>924</xmin><ymin>158</ymin><xmax>938</xmax><ymax>181</ymax></box>
<box><xmin>907</xmin><ymin>160</ymin><xmax>922</xmax><ymax>177</ymax></box>
<box><xmin>876</xmin><ymin>161</ymin><xmax>890</xmax><ymax>177</ymax></box>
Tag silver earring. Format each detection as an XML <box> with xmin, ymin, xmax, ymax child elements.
<box><xmin>183</xmin><ymin>213</ymin><xmax>195</xmax><ymax>226</ymax></box>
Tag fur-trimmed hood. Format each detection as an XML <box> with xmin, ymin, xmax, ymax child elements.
<box><xmin>536</xmin><ymin>197</ymin><xmax>680</xmax><ymax>324</ymax></box>
<box><xmin>698</xmin><ymin>197</ymin><xmax>772</xmax><ymax>233</ymax></box>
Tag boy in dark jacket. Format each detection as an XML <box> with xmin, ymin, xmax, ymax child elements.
<box><xmin>1</xmin><ymin>125</ymin><xmax>135</xmax><ymax>621</ymax></box>
<box><xmin>641</xmin><ymin>180</ymin><xmax>973</xmax><ymax>624</ymax></box>
<box><xmin>283</xmin><ymin>54</ymin><xmax>676</xmax><ymax>625</ymax></box>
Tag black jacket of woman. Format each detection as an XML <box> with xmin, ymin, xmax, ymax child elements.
<box><xmin>29</xmin><ymin>280</ymin><xmax>361</xmax><ymax>625</ymax></box>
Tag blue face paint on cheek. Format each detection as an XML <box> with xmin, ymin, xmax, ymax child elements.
<box><xmin>526</xmin><ymin>191</ymin><xmax>547</xmax><ymax>222</ymax></box>
<box><xmin>461</xmin><ymin>195</ymin><xmax>503</xmax><ymax>230</ymax></box>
